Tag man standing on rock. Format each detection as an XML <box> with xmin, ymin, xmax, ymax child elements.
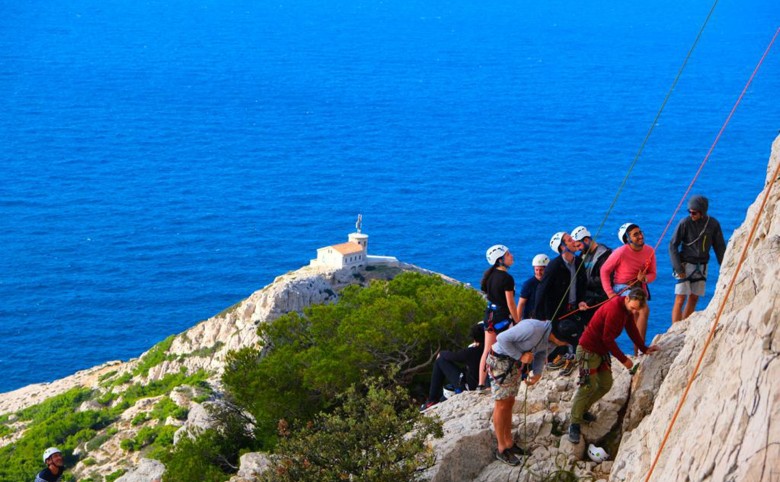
<box><xmin>567</xmin><ymin>288</ymin><xmax>660</xmax><ymax>444</ymax></box>
<box><xmin>600</xmin><ymin>222</ymin><xmax>657</xmax><ymax>355</ymax></box>
<box><xmin>669</xmin><ymin>195</ymin><xmax>727</xmax><ymax>322</ymax></box>
<box><xmin>36</xmin><ymin>447</ymin><xmax>65</xmax><ymax>482</ymax></box>
<box><xmin>486</xmin><ymin>318</ymin><xmax>574</xmax><ymax>465</ymax></box>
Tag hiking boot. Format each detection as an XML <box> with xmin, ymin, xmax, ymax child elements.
<box><xmin>495</xmin><ymin>448</ymin><xmax>521</xmax><ymax>466</ymax></box>
<box><xmin>547</xmin><ymin>355</ymin><xmax>565</xmax><ymax>370</ymax></box>
<box><xmin>583</xmin><ymin>412</ymin><xmax>597</xmax><ymax>423</ymax></box>
<box><xmin>508</xmin><ymin>443</ymin><xmax>529</xmax><ymax>456</ymax></box>
<box><xmin>419</xmin><ymin>400</ymin><xmax>437</xmax><ymax>412</ymax></box>
<box><xmin>561</xmin><ymin>359</ymin><xmax>577</xmax><ymax>376</ymax></box>
<box><xmin>568</xmin><ymin>423</ymin><xmax>581</xmax><ymax>444</ymax></box>
<box><xmin>476</xmin><ymin>384</ymin><xmax>490</xmax><ymax>394</ymax></box>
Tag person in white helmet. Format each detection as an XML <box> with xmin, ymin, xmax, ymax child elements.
<box><xmin>534</xmin><ymin>232</ymin><xmax>588</xmax><ymax>374</ymax></box>
<box><xmin>517</xmin><ymin>254</ymin><xmax>549</xmax><ymax>320</ymax></box>
<box><xmin>599</xmin><ymin>223</ymin><xmax>657</xmax><ymax>355</ymax></box>
<box><xmin>570</xmin><ymin>225</ymin><xmax>612</xmax><ymax>325</ymax></box>
<box><xmin>36</xmin><ymin>447</ymin><xmax>65</xmax><ymax>482</ymax></box>
<box><xmin>478</xmin><ymin>245</ymin><xmax>520</xmax><ymax>391</ymax></box>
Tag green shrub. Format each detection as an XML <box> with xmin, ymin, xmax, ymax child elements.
<box><xmin>223</xmin><ymin>272</ymin><xmax>483</xmax><ymax>446</ymax></box>
<box><xmin>106</xmin><ymin>469</ymin><xmax>127</xmax><ymax>482</ymax></box>
<box><xmin>259</xmin><ymin>379</ymin><xmax>443</xmax><ymax>482</ymax></box>
<box><xmin>134</xmin><ymin>335</ymin><xmax>177</xmax><ymax>377</ymax></box>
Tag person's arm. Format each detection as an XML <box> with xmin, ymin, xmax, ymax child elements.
<box><xmin>517</xmin><ymin>297</ymin><xmax>528</xmax><ymax>319</ymax></box>
<box><xmin>712</xmin><ymin>219</ymin><xmax>727</xmax><ymax>265</ymax></box>
<box><xmin>600</xmin><ymin>250</ymin><xmax>619</xmax><ymax>298</ymax></box>
<box><xmin>601</xmin><ymin>305</ymin><xmax>631</xmax><ymax>365</ymax></box>
<box><xmin>644</xmin><ymin>247</ymin><xmax>657</xmax><ymax>284</ymax></box>
<box><xmin>506</xmin><ymin>290</ymin><xmax>519</xmax><ymax>323</ymax></box>
<box><xmin>668</xmin><ymin>222</ymin><xmax>685</xmax><ymax>275</ymax></box>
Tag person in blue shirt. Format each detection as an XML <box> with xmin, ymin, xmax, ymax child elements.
<box><xmin>486</xmin><ymin>319</ymin><xmax>574</xmax><ymax>465</ymax></box>
<box><xmin>517</xmin><ymin>254</ymin><xmax>549</xmax><ymax>320</ymax></box>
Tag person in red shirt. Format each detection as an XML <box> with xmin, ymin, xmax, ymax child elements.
<box><xmin>567</xmin><ymin>288</ymin><xmax>660</xmax><ymax>444</ymax></box>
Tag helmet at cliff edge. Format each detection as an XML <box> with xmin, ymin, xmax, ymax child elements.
<box><xmin>571</xmin><ymin>226</ymin><xmax>592</xmax><ymax>242</ymax></box>
<box><xmin>486</xmin><ymin>245</ymin><xmax>509</xmax><ymax>265</ymax></box>
<box><xmin>532</xmin><ymin>254</ymin><xmax>550</xmax><ymax>267</ymax></box>
<box><xmin>587</xmin><ymin>444</ymin><xmax>609</xmax><ymax>463</ymax></box>
<box><xmin>618</xmin><ymin>222</ymin><xmax>639</xmax><ymax>244</ymax></box>
<box><xmin>549</xmin><ymin>232</ymin><xmax>566</xmax><ymax>253</ymax></box>
<box><xmin>43</xmin><ymin>447</ymin><xmax>61</xmax><ymax>464</ymax></box>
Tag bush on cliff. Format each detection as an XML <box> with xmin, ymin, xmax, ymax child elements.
<box><xmin>222</xmin><ymin>271</ymin><xmax>483</xmax><ymax>445</ymax></box>
<box><xmin>258</xmin><ymin>379</ymin><xmax>443</xmax><ymax>482</ymax></box>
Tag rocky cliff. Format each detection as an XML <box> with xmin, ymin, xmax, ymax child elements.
<box><xmin>2</xmin><ymin>136</ymin><xmax>778</xmax><ymax>482</ymax></box>
<box><xmin>418</xmin><ymin>135</ymin><xmax>780</xmax><ymax>482</ymax></box>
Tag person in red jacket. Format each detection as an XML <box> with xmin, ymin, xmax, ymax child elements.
<box><xmin>567</xmin><ymin>288</ymin><xmax>661</xmax><ymax>444</ymax></box>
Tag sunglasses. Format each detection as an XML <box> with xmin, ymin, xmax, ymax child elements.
<box><xmin>688</xmin><ymin>210</ymin><xmax>701</xmax><ymax>215</ymax></box>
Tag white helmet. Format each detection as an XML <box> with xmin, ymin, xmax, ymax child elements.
<box><xmin>549</xmin><ymin>232</ymin><xmax>566</xmax><ymax>253</ymax></box>
<box><xmin>43</xmin><ymin>447</ymin><xmax>61</xmax><ymax>464</ymax></box>
<box><xmin>532</xmin><ymin>254</ymin><xmax>550</xmax><ymax>267</ymax></box>
<box><xmin>486</xmin><ymin>245</ymin><xmax>509</xmax><ymax>265</ymax></box>
<box><xmin>618</xmin><ymin>222</ymin><xmax>639</xmax><ymax>244</ymax></box>
<box><xmin>442</xmin><ymin>385</ymin><xmax>457</xmax><ymax>399</ymax></box>
<box><xmin>571</xmin><ymin>226</ymin><xmax>591</xmax><ymax>242</ymax></box>
<box><xmin>587</xmin><ymin>443</ymin><xmax>609</xmax><ymax>463</ymax></box>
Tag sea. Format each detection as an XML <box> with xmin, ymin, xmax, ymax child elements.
<box><xmin>1</xmin><ymin>0</ymin><xmax>778</xmax><ymax>394</ymax></box>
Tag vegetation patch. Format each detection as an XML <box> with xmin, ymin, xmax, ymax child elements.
<box><xmin>134</xmin><ymin>335</ymin><xmax>177</xmax><ymax>377</ymax></box>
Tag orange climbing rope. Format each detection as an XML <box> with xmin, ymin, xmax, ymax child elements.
<box><xmin>643</xmin><ymin>27</ymin><xmax>780</xmax><ymax>482</ymax></box>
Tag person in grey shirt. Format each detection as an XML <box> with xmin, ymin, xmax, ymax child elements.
<box><xmin>486</xmin><ymin>318</ymin><xmax>575</xmax><ymax>465</ymax></box>
<box><xmin>669</xmin><ymin>195</ymin><xmax>727</xmax><ymax>322</ymax></box>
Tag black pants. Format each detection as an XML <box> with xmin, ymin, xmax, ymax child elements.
<box><xmin>428</xmin><ymin>356</ymin><xmax>464</xmax><ymax>402</ymax></box>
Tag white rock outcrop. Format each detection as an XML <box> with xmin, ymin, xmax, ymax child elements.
<box><xmin>611</xmin><ymin>135</ymin><xmax>780</xmax><ymax>481</ymax></box>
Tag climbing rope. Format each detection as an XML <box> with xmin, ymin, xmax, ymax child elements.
<box><xmin>643</xmin><ymin>28</ymin><xmax>780</xmax><ymax>482</ymax></box>
<box><xmin>548</xmin><ymin>0</ymin><xmax>723</xmax><ymax>324</ymax></box>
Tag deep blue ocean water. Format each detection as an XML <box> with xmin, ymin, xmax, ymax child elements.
<box><xmin>1</xmin><ymin>0</ymin><xmax>778</xmax><ymax>393</ymax></box>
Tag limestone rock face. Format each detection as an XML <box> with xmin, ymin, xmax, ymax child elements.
<box><xmin>421</xmin><ymin>363</ymin><xmax>633</xmax><ymax>482</ymax></box>
<box><xmin>611</xmin><ymin>135</ymin><xmax>780</xmax><ymax>482</ymax></box>
<box><xmin>114</xmin><ymin>458</ymin><xmax>165</xmax><ymax>482</ymax></box>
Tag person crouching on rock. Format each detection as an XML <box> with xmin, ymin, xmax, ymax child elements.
<box><xmin>420</xmin><ymin>322</ymin><xmax>485</xmax><ymax>411</ymax></box>
<box><xmin>487</xmin><ymin>318</ymin><xmax>573</xmax><ymax>466</ymax></box>
<box><xmin>567</xmin><ymin>287</ymin><xmax>661</xmax><ymax>444</ymax></box>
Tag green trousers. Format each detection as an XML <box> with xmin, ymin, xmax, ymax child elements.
<box><xmin>570</xmin><ymin>345</ymin><xmax>613</xmax><ymax>424</ymax></box>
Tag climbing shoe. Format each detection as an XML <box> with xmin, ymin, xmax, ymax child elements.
<box><xmin>509</xmin><ymin>443</ymin><xmax>529</xmax><ymax>456</ymax></box>
<box><xmin>561</xmin><ymin>358</ymin><xmax>577</xmax><ymax>376</ymax></box>
<box><xmin>476</xmin><ymin>384</ymin><xmax>490</xmax><ymax>394</ymax></box>
<box><xmin>568</xmin><ymin>423</ymin><xmax>581</xmax><ymax>444</ymax></box>
<box><xmin>419</xmin><ymin>401</ymin><xmax>438</xmax><ymax>412</ymax></box>
<box><xmin>547</xmin><ymin>355</ymin><xmax>565</xmax><ymax>370</ymax></box>
<box><xmin>583</xmin><ymin>412</ymin><xmax>597</xmax><ymax>423</ymax></box>
<box><xmin>495</xmin><ymin>448</ymin><xmax>521</xmax><ymax>466</ymax></box>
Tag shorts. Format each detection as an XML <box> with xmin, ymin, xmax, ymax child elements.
<box><xmin>486</xmin><ymin>353</ymin><xmax>521</xmax><ymax>400</ymax></box>
<box><xmin>675</xmin><ymin>263</ymin><xmax>707</xmax><ymax>297</ymax></box>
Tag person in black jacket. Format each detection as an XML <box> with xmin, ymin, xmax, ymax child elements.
<box><xmin>571</xmin><ymin>225</ymin><xmax>612</xmax><ymax>325</ymax></box>
<box><xmin>669</xmin><ymin>195</ymin><xmax>727</xmax><ymax>322</ymax></box>
<box><xmin>420</xmin><ymin>322</ymin><xmax>485</xmax><ymax>411</ymax></box>
<box><xmin>535</xmin><ymin>231</ymin><xmax>588</xmax><ymax>371</ymax></box>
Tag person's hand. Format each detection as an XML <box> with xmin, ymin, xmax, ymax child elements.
<box><xmin>674</xmin><ymin>271</ymin><xmax>686</xmax><ymax>280</ymax></box>
<box><xmin>525</xmin><ymin>374</ymin><xmax>541</xmax><ymax>386</ymax></box>
<box><xmin>622</xmin><ymin>358</ymin><xmax>634</xmax><ymax>370</ymax></box>
<box><xmin>578</xmin><ymin>302</ymin><xmax>588</xmax><ymax>311</ymax></box>
<box><xmin>636</xmin><ymin>270</ymin><xmax>647</xmax><ymax>283</ymax></box>
<box><xmin>645</xmin><ymin>344</ymin><xmax>661</xmax><ymax>355</ymax></box>
<box><xmin>608</xmin><ymin>293</ymin><xmax>617</xmax><ymax>299</ymax></box>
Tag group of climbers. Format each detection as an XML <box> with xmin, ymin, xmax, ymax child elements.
<box><xmin>420</xmin><ymin>194</ymin><xmax>726</xmax><ymax>467</ymax></box>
